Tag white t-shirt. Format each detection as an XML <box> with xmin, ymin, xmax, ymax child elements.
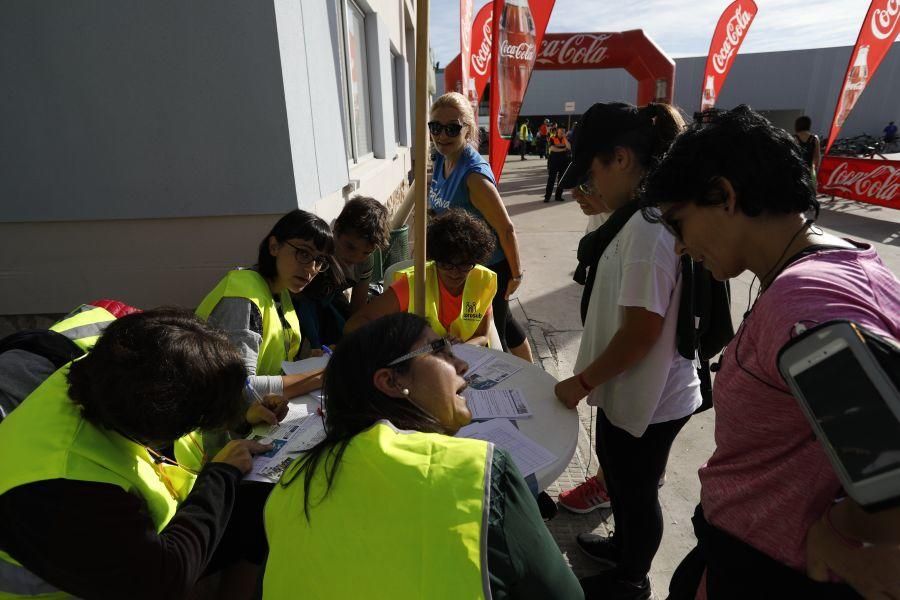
<box><xmin>574</xmin><ymin>212</ymin><xmax>701</xmax><ymax>437</ymax></box>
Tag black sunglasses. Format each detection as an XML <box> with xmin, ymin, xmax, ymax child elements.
<box><xmin>428</xmin><ymin>121</ymin><xmax>465</xmax><ymax>137</ymax></box>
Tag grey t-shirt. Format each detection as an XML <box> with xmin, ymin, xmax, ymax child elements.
<box><xmin>0</xmin><ymin>350</ymin><xmax>57</xmax><ymax>421</ymax></box>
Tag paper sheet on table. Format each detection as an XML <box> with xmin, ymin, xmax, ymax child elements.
<box><xmin>282</xmin><ymin>355</ymin><xmax>329</xmax><ymax>376</ymax></box>
<box><xmin>464</xmin><ymin>356</ymin><xmax>524</xmax><ymax>390</ymax></box>
<box><xmin>457</xmin><ymin>419</ymin><xmax>556</xmax><ymax>478</ymax></box>
<box><xmin>465</xmin><ymin>388</ymin><xmax>531</xmax><ymax>420</ymax></box>
<box><xmin>245</xmin><ymin>404</ymin><xmax>326</xmax><ymax>483</ymax></box>
<box><xmin>450</xmin><ymin>343</ymin><xmax>495</xmax><ymax>374</ymax></box>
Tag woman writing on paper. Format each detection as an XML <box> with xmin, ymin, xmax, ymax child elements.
<box><xmin>263</xmin><ymin>313</ymin><xmax>582</xmax><ymax>599</ymax></box>
<box><xmin>345</xmin><ymin>209</ymin><xmax>497</xmax><ymax>347</ymax></box>
<box><xmin>197</xmin><ymin>210</ymin><xmax>334</xmax><ymax>401</ymax></box>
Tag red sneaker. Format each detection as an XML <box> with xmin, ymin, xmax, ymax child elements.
<box><xmin>558</xmin><ymin>476</ymin><xmax>611</xmax><ymax>514</ymax></box>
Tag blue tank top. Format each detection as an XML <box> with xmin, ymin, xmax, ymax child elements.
<box><xmin>429</xmin><ymin>145</ymin><xmax>505</xmax><ymax>266</ymax></box>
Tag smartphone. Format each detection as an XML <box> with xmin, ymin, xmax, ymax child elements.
<box><xmin>778</xmin><ymin>321</ymin><xmax>900</xmax><ymax>508</ymax></box>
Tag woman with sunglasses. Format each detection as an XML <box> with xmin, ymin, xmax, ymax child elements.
<box><xmin>197</xmin><ymin>210</ymin><xmax>334</xmax><ymax>402</ymax></box>
<box><xmin>345</xmin><ymin>209</ymin><xmax>497</xmax><ymax>347</ymax></box>
<box><xmin>0</xmin><ymin>309</ymin><xmax>273</xmax><ymax>599</ymax></box>
<box><xmin>642</xmin><ymin>106</ymin><xmax>900</xmax><ymax>599</ymax></box>
<box><xmin>553</xmin><ymin>102</ymin><xmax>700</xmax><ymax>600</ymax></box>
<box><xmin>428</xmin><ymin>92</ymin><xmax>533</xmax><ymax>362</ymax></box>
<box><xmin>263</xmin><ymin>313</ymin><xmax>582</xmax><ymax>599</ymax></box>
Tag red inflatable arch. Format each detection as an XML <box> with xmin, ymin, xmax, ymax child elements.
<box><xmin>445</xmin><ymin>28</ymin><xmax>675</xmax><ymax>107</ymax></box>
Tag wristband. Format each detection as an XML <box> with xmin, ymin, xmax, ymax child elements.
<box><xmin>511</xmin><ymin>272</ymin><xmax>525</xmax><ymax>282</ymax></box>
<box><xmin>577</xmin><ymin>372</ymin><xmax>595</xmax><ymax>392</ymax></box>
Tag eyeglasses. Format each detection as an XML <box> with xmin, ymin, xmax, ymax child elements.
<box><xmin>387</xmin><ymin>337</ymin><xmax>454</xmax><ymax>367</ymax></box>
<box><xmin>284</xmin><ymin>240</ymin><xmax>330</xmax><ymax>272</ymax></box>
<box><xmin>428</xmin><ymin>121</ymin><xmax>465</xmax><ymax>137</ymax></box>
<box><xmin>435</xmin><ymin>261</ymin><xmax>476</xmax><ymax>274</ymax></box>
<box><xmin>577</xmin><ymin>179</ymin><xmax>597</xmax><ymax>197</ymax></box>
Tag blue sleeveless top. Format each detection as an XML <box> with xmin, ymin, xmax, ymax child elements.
<box><xmin>428</xmin><ymin>145</ymin><xmax>505</xmax><ymax>266</ymax></box>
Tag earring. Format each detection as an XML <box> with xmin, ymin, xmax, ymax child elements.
<box><xmin>401</xmin><ymin>388</ymin><xmax>410</xmax><ymax>396</ymax></box>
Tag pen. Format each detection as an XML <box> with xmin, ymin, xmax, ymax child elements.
<box><xmin>320</xmin><ymin>345</ymin><xmax>333</xmax><ymax>356</ymax></box>
<box><xmin>245</xmin><ymin>378</ymin><xmax>264</xmax><ymax>404</ymax></box>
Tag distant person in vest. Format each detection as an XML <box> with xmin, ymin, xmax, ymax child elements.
<box><xmin>794</xmin><ymin>116</ymin><xmax>821</xmax><ymax>186</ymax></box>
<box><xmin>296</xmin><ymin>197</ymin><xmax>390</xmax><ymax>348</ymax></box>
<box><xmin>0</xmin><ymin>309</ymin><xmax>275</xmax><ymax>599</ymax></box>
<box><xmin>263</xmin><ymin>313</ymin><xmax>584</xmax><ymax>599</ymax></box>
<box><xmin>885</xmin><ymin>120</ymin><xmax>898</xmax><ymax>148</ymax></box>
<box><xmin>545</xmin><ymin>126</ymin><xmax>571</xmax><ymax>203</ymax></box>
<box><xmin>427</xmin><ymin>91</ymin><xmax>533</xmax><ymax>362</ymax></box>
<box><xmin>0</xmin><ymin>299</ymin><xmax>140</xmax><ymax>421</ymax></box>
<box><xmin>345</xmin><ymin>209</ymin><xmax>498</xmax><ymax>347</ymax></box>
<box><xmin>519</xmin><ymin>119</ymin><xmax>530</xmax><ymax>160</ymax></box>
<box><xmin>197</xmin><ymin>209</ymin><xmax>334</xmax><ymax>402</ymax></box>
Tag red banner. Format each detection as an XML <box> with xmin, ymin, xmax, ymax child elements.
<box><xmin>489</xmin><ymin>0</ymin><xmax>555</xmax><ymax>182</ymax></box>
<box><xmin>700</xmin><ymin>0</ymin><xmax>758</xmax><ymax>112</ymax></box>
<box><xmin>818</xmin><ymin>156</ymin><xmax>900</xmax><ymax>209</ymax></box>
<box><xmin>459</xmin><ymin>0</ymin><xmax>475</xmax><ymax>102</ymax></box>
<box><xmin>825</xmin><ymin>0</ymin><xmax>900</xmax><ymax>154</ymax></box>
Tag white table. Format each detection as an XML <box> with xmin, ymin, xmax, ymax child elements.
<box><xmin>284</xmin><ymin>347</ymin><xmax>578</xmax><ymax>491</ymax></box>
<box><xmin>456</xmin><ymin>346</ymin><xmax>578</xmax><ymax>491</ymax></box>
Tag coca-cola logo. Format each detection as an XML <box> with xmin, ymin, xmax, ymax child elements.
<box><xmin>471</xmin><ymin>15</ymin><xmax>493</xmax><ymax>77</ymax></box>
<box><xmin>460</xmin><ymin>0</ymin><xmax>473</xmax><ymax>54</ymax></box>
<box><xmin>712</xmin><ymin>6</ymin><xmax>754</xmax><ymax>75</ymax></box>
<box><xmin>537</xmin><ymin>34</ymin><xmax>612</xmax><ymax>66</ymax></box>
<box><xmin>824</xmin><ymin>161</ymin><xmax>900</xmax><ymax>202</ymax></box>
<box><xmin>871</xmin><ymin>0</ymin><xmax>900</xmax><ymax>40</ymax></box>
<box><xmin>499</xmin><ymin>39</ymin><xmax>536</xmax><ymax>61</ymax></box>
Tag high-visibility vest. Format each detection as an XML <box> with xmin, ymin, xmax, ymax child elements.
<box><xmin>196</xmin><ymin>269</ymin><xmax>301</xmax><ymax>376</ymax></box>
<box><xmin>49</xmin><ymin>304</ymin><xmax>118</xmax><ymax>353</ymax></box>
<box><xmin>263</xmin><ymin>421</ymin><xmax>492</xmax><ymax>599</ymax></box>
<box><xmin>393</xmin><ymin>262</ymin><xmax>496</xmax><ymax>343</ymax></box>
<box><xmin>0</xmin><ymin>366</ymin><xmax>202</xmax><ymax>598</ymax></box>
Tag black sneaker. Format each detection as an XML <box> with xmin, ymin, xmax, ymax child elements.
<box><xmin>580</xmin><ymin>572</ymin><xmax>651</xmax><ymax>600</ymax></box>
<box><xmin>575</xmin><ymin>532</ymin><xmax>620</xmax><ymax>568</ymax></box>
<box><xmin>543</xmin><ymin>198</ymin><xmax>550</xmax><ymax>203</ymax></box>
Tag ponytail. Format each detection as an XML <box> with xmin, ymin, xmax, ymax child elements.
<box><xmin>589</xmin><ymin>102</ymin><xmax>686</xmax><ymax>170</ymax></box>
<box><xmin>637</xmin><ymin>103</ymin><xmax>686</xmax><ymax>165</ymax></box>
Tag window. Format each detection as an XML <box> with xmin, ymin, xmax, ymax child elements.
<box><xmin>392</xmin><ymin>52</ymin><xmax>402</xmax><ymax>145</ymax></box>
<box><xmin>338</xmin><ymin>0</ymin><xmax>373</xmax><ymax>162</ymax></box>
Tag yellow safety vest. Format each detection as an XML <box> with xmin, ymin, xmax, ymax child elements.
<box><xmin>263</xmin><ymin>421</ymin><xmax>492</xmax><ymax>599</ymax></box>
<box><xmin>0</xmin><ymin>366</ymin><xmax>202</xmax><ymax>599</ymax></box>
<box><xmin>49</xmin><ymin>304</ymin><xmax>117</xmax><ymax>353</ymax></box>
<box><xmin>196</xmin><ymin>269</ymin><xmax>301</xmax><ymax>376</ymax></box>
<box><xmin>394</xmin><ymin>262</ymin><xmax>496</xmax><ymax>343</ymax></box>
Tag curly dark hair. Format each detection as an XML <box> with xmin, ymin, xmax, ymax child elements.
<box><xmin>67</xmin><ymin>308</ymin><xmax>247</xmax><ymax>442</ymax></box>
<box><xmin>641</xmin><ymin>105</ymin><xmax>819</xmax><ymax>220</ymax></box>
<box><xmin>333</xmin><ymin>196</ymin><xmax>391</xmax><ymax>249</ymax></box>
<box><xmin>426</xmin><ymin>209</ymin><xmax>495</xmax><ymax>265</ymax></box>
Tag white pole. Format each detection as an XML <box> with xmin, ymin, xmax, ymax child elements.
<box><xmin>413</xmin><ymin>0</ymin><xmax>430</xmax><ymax>317</ymax></box>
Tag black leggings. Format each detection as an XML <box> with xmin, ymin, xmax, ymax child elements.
<box><xmin>488</xmin><ymin>258</ymin><xmax>527</xmax><ymax>350</ymax></box>
<box><xmin>596</xmin><ymin>409</ymin><xmax>690</xmax><ymax>581</ymax></box>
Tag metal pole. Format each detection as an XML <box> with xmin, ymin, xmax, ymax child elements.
<box><xmin>413</xmin><ymin>0</ymin><xmax>429</xmax><ymax>317</ymax></box>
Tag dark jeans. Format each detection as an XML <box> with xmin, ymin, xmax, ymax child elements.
<box><xmin>596</xmin><ymin>409</ymin><xmax>689</xmax><ymax>581</ymax></box>
<box><xmin>488</xmin><ymin>258</ymin><xmax>527</xmax><ymax>350</ymax></box>
<box><xmin>545</xmin><ymin>153</ymin><xmax>569</xmax><ymax>200</ymax></box>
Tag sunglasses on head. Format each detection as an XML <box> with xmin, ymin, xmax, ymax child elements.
<box><xmin>428</xmin><ymin>121</ymin><xmax>465</xmax><ymax>137</ymax></box>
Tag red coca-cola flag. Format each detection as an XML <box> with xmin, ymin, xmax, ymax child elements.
<box><xmin>818</xmin><ymin>156</ymin><xmax>900</xmax><ymax>209</ymax></box>
<box><xmin>445</xmin><ymin>3</ymin><xmax>494</xmax><ymax>106</ymax></box>
<box><xmin>699</xmin><ymin>0</ymin><xmax>758</xmax><ymax>112</ymax></box>
<box><xmin>489</xmin><ymin>0</ymin><xmax>556</xmax><ymax>182</ymax></box>
<box><xmin>459</xmin><ymin>0</ymin><xmax>475</xmax><ymax>99</ymax></box>
<box><xmin>824</xmin><ymin>1</ymin><xmax>900</xmax><ymax>154</ymax></box>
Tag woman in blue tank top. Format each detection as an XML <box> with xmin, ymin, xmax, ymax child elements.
<box><xmin>427</xmin><ymin>92</ymin><xmax>533</xmax><ymax>362</ymax></box>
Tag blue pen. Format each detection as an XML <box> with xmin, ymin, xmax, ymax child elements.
<box><xmin>320</xmin><ymin>345</ymin><xmax>333</xmax><ymax>356</ymax></box>
<box><xmin>245</xmin><ymin>378</ymin><xmax>264</xmax><ymax>404</ymax></box>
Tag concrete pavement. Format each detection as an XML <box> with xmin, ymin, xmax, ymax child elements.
<box><xmin>499</xmin><ymin>155</ymin><xmax>900</xmax><ymax>595</ymax></box>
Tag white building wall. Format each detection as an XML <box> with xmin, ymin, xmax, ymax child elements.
<box><xmin>0</xmin><ymin>0</ymin><xmax>417</xmax><ymax>314</ymax></box>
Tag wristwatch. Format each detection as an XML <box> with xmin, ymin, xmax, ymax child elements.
<box><xmin>511</xmin><ymin>271</ymin><xmax>525</xmax><ymax>282</ymax></box>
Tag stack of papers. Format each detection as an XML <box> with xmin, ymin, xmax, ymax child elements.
<box><xmin>282</xmin><ymin>355</ymin><xmax>329</xmax><ymax>375</ymax></box>
<box><xmin>245</xmin><ymin>404</ymin><xmax>326</xmax><ymax>483</ymax></box>
<box><xmin>464</xmin><ymin>388</ymin><xmax>531</xmax><ymax>420</ymax></box>
<box><xmin>457</xmin><ymin>419</ymin><xmax>557</xmax><ymax>478</ymax></box>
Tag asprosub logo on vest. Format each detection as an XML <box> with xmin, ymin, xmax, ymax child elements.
<box><xmin>463</xmin><ymin>300</ymin><xmax>483</xmax><ymax>321</ymax></box>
